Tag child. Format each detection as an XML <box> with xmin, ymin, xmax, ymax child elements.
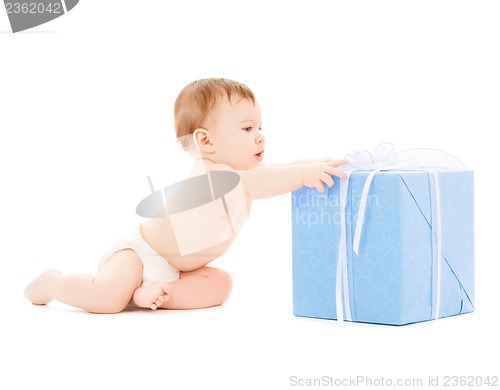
<box><xmin>24</xmin><ymin>78</ymin><xmax>347</xmax><ymax>313</ymax></box>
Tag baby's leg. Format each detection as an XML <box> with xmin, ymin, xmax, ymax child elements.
<box><xmin>156</xmin><ymin>266</ymin><xmax>232</xmax><ymax>310</ymax></box>
<box><xmin>24</xmin><ymin>249</ymin><xmax>143</xmax><ymax>314</ymax></box>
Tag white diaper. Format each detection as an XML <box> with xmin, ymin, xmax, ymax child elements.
<box><xmin>99</xmin><ymin>225</ymin><xmax>180</xmax><ymax>286</ymax></box>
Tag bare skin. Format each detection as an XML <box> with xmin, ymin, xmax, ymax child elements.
<box><xmin>24</xmin><ymin>92</ymin><xmax>346</xmax><ymax>314</ymax></box>
<box><xmin>25</xmin><ymin>249</ymin><xmax>143</xmax><ymax>313</ymax></box>
<box><xmin>132</xmin><ymin>284</ymin><xmax>173</xmax><ymax>310</ymax></box>
<box><xmin>24</xmin><ymin>250</ymin><xmax>233</xmax><ymax>313</ymax></box>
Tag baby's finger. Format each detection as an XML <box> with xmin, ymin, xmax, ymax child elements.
<box><xmin>325</xmin><ymin>166</ymin><xmax>348</xmax><ymax>179</ymax></box>
<box><xmin>326</xmin><ymin>159</ymin><xmax>349</xmax><ymax>168</ymax></box>
<box><xmin>315</xmin><ymin>180</ymin><xmax>325</xmax><ymax>193</ymax></box>
<box><xmin>320</xmin><ymin>173</ymin><xmax>335</xmax><ymax>188</ymax></box>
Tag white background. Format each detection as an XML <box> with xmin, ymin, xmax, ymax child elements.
<box><xmin>1</xmin><ymin>1</ymin><xmax>499</xmax><ymax>389</ymax></box>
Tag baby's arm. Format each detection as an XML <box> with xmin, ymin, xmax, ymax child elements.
<box><xmin>238</xmin><ymin>159</ymin><xmax>348</xmax><ymax>200</ymax></box>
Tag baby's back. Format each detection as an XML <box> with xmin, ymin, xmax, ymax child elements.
<box><xmin>138</xmin><ymin>170</ymin><xmax>251</xmax><ymax>272</ymax></box>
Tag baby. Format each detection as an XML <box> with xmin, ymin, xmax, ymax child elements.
<box><xmin>24</xmin><ymin>78</ymin><xmax>347</xmax><ymax>313</ymax></box>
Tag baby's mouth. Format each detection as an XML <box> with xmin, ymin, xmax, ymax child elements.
<box><xmin>254</xmin><ymin>150</ymin><xmax>265</xmax><ymax>159</ymax></box>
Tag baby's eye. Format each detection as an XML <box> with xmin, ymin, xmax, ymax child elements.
<box><xmin>243</xmin><ymin>127</ymin><xmax>252</xmax><ymax>132</ymax></box>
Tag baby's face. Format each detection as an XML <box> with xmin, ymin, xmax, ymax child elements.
<box><xmin>207</xmin><ymin>97</ymin><xmax>265</xmax><ymax>170</ymax></box>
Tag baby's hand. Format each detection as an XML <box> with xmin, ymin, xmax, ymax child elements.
<box><xmin>302</xmin><ymin>159</ymin><xmax>348</xmax><ymax>192</ymax></box>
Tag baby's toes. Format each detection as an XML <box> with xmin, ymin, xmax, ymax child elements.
<box><xmin>150</xmin><ymin>296</ymin><xmax>165</xmax><ymax>310</ymax></box>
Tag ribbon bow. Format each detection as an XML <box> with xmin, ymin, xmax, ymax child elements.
<box><xmin>345</xmin><ymin>142</ymin><xmax>466</xmax><ymax>171</ymax></box>
<box><xmin>335</xmin><ymin>143</ymin><xmax>467</xmax><ymax>323</ymax></box>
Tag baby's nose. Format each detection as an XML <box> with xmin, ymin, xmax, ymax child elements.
<box><xmin>255</xmin><ymin>132</ymin><xmax>265</xmax><ymax>143</ymax></box>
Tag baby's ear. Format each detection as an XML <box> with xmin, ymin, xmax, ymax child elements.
<box><xmin>193</xmin><ymin>128</ymin><xmax>215</xmax><ymax>153</ymax></box>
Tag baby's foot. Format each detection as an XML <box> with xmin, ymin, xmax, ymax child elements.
<box><xmin>24</xmin><ymin>270</ymin><xmax>61</xmax><ymax>305</ymax></box>
<box><xmin>132</xmin><ymin>284</ymin><xmax>173</xmax><ymax>310</ymax></box>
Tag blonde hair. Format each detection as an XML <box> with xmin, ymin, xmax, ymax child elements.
<box><xmin>174</xmin><ymin>78</ymin><xmax>256</xmax><ymax>149</ymax></box>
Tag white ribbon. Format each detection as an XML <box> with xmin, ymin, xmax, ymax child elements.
<box><xmin>336</xmin><ymin>175</ymin><xmax>352</xmax><ymax>323</ymax></box>
<box><xmin>429</xmin><ymin>171</ymin><xmax>443</xmax><ymax>320</ymax></box>
<box><xmin>335</xmin><ymin>143</ymin><xmax>467</xmax><ymax>323</ymax></box>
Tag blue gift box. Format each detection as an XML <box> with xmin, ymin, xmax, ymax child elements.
<box><xmin>291</xmin><ymin>170</ymin><xmax>474</xmax><ymax>325</ymax></box>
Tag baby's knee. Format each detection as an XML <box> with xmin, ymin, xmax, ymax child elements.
<box><xmin>87</xmin><ymin>294</ymin><xmax>130</xmax><ymax>314</ymax></box>
<box><xmin>87</xmin><ymin>284</ymin><xmax>132</xmax><ymax>314</ymax></box>
<box><xmin>217</xmin><ymin>268</ymin><xmax>233</xmax><ymax>291</ymax></box>
<box><xmin>206</xmin><ymin>267</ymin><xmax>233</xmax><ymax>304</ymax></box>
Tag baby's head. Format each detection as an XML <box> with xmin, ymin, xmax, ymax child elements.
<box><xmin>175</xmin><ymin>78</ymin><xmax>265</xmax><ymax>170</ymax></box>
